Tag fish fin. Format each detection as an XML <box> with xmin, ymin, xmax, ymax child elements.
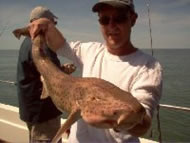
<box><xmin>40</xmin><ymin>76</ymin><xmax>49</xmax><ymax>99</ymax></box>
<box><xmin>12</xmin><ymin>27</ymin><xmax>30</xmax><ymax>39</ymax></box>
<box><xmin>52</xmin><ymin>110</ymin><xmax>80</xmax><ymax>143</ymax></box>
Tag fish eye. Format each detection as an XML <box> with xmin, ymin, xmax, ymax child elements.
<box><xmin>113</xmin><ymin>111</ymin><xmax>118</xmax><ymax>115</ymax></box>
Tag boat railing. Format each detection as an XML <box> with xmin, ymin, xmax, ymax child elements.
<box><xmin>1</xmin><ymin>79</ymin><xmax>190</xmax><ymax>112</ymax></box>
<box><xmin>1</xmin><ymin>79</ymin><xmax>190</xmax><ymax>143</ymax></box>
<box><xmin>159</xmin><ymin>104</ymin><xmax>190</xmax><ymax>112</ymax></box>
<box><xmin>154</xmin><ymin>104</ymin><xmax>190</xmax><ymax>143</ymax></box>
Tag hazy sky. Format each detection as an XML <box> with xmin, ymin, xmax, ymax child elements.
<box><xmin>0</xmin><ymin>0</ymin><xmax>190</xmax><ymax>50</ymax></box>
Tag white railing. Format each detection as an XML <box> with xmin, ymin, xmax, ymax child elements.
<box><xmin>0</xmin><ymin>79</ymin><xmax>16</xmax><ymax>85</ymax></box>
<box><xmin>1</xmin><ymin>79</ymin><xmax>190</xmax><ymax>113</ymax></box>
<box><xmin>160</xmin><ymin>104</ymin><xmax>190</xmax><ymax>112</ymax></box>
<box><xmin>0</xmin><ymin>103</ymin><xmax>157</xmax><ymax>143</ymax></box>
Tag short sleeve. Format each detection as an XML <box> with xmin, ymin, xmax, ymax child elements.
<box><xmin>56</xmin><ymin>41</ymin><xmax>104</xmax><ymax>70</ymax></box>
<box><xmin>131</xmin><ymin>61</ymin><xmax>163</xmax><ymax>118</ymax></box>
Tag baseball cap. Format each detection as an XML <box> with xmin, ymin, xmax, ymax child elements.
<box><xmin>92</xmin><ymin>0</ymin><xmax>135</xmax><ymax>12</ymax></box>
<box><xmin>30</xmin><ymin>6</ymin><xmax>58</xmax><ymax>22</ymax></box>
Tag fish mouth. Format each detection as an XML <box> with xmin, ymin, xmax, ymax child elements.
<box><xmin>101</xmin><ymin>119</ymin><xmax>118</xmax><ymax>128</ymax></box>
<box><xmin>116</xmin><ymin>113</ymin><xmax>142</xmax><ymax>130</ymax></box>
<box><xmin>103</xmin><ymin>119</ymin><xmax>117</xmax><ymax>125</ymax></box>
<box><xmin>90</xmin><ymin>119</ymin><xmax>118</xmax><ymax>129</ymax></box>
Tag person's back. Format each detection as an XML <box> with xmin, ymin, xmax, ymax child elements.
<box><xmin>17</xmin><ymin>37</ymin><xmax>62</xmax><ymax>123</ymax></box>
<box><xmin>16</xmin><ymin>6</ymin><xmax>62</xmax><ymax>143</ymax></box>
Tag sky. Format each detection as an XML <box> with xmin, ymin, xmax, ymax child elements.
<box><xmin>0</xmin><ymin>0</ymin><xmax>190</xmax><ymax>50</ymax></box>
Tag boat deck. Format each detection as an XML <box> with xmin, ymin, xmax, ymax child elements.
<box><xmin>0</xmin><ymin>103</ymin><xmax>157</xmax><ymax>143</ymax></box>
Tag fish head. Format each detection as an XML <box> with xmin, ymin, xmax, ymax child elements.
<box><xmin>82</xmin><ymin>98</ymin><xmax>145</xmax><ymax>130</ymax></box>
<box><xmin>99</xmin><ymin>103</ymin><xmax>145</xmax><ymax>130</ymax></box>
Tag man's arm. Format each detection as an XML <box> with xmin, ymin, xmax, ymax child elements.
<box><xmin>127</xmin><ymin>61</ymin><xmax>162</xmax><ymax>137</ymax></box>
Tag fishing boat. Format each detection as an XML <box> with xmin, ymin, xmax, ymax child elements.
<box><xmin>1</xmin><ymin>79</ymin><xmax>190</xmax><ymax>143</ymax></box>
<box><xmin>0</xmin><ymin>102</ymin><xmax>158</xmax><ymax>143</ymax></box>
<box><xmin>1</xmin><ymin>89</ymin><xmax>190</xmax><ymax>143</ymax></box>
<box><xmin>1</xmin><ymin>2</ymin><xmax>189</xmax><ymax>142</ymax></box>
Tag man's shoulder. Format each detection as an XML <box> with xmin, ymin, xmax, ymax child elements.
<box><xmin>136</xmin><ymin>50</ymin><xmax>159</xmax><ymax>62</ymax></box>
<box><xmin>22</xmin><ymin>36</ymin><xmax>32</xmax><ymax>44</ymax></box>
<box><xmin>83</xmin><ymin>42</ymin><xmax>105</xmax><ymax>52</ymax></box>
<box><xmin>20</xmin><ymin>37</ymin><xmax>32</xmax><ymax>51</ymax></box>
<box><xmin>133</xmin><ymin>50</ymin><xmax>162</xmax><ymax>70</ymax></box>
<box><xmin>70</xmin><ymin>41</ymin><xmax>104</xmax><ymax>49</ymax></box>
<box><xmin>70</xmin><ymin>41</ymin><xmax>105</xmax><ymax>56</ymax></box>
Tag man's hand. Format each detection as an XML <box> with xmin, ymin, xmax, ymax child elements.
<box><xmin>28</xmin><ymin>18</ymin><xmax>65</xmax><ymax>52</ymax></box>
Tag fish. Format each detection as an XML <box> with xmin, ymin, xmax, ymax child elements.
<box><xmin>13</xmin><ymin>27</ymin><xmax>146</xmax><ymax>143</ymax></box>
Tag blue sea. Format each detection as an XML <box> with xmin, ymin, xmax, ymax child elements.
<box><xmin>0</xmin><ymin>49</ymin><xmax>190</xmax><ymax>142</ymax></box>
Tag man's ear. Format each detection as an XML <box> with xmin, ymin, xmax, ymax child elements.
<box><xmin>131</xmin><ymin>12</ymin><xmax>138</xmax><ymax>27</ymax></box>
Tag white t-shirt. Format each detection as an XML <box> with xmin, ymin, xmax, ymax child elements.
<box><xmin>57</xmin><ymin>41</ymin><xmax>162</xmax><ymax>143</ymax></box>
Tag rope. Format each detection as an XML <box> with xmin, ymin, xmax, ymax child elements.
<box><xmin>145</xmin><ymin>0</ymin><xmax>162</xmax><ymax>142</ymax></box>
<box><xmin>145</xmin><ymin>0</ymin><xmax>154</xmax><ymax>56</ymax></box>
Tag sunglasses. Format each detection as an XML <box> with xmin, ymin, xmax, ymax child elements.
<box><xmin>98</xmin><ymin>13</ymin><xmax>128</xmax><ymax>26</ymax></box>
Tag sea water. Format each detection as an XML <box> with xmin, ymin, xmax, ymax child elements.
<box><xmin>0</xmin><ymin>49</ymin><xmax>190</xmax><ymax>142</ymax></box>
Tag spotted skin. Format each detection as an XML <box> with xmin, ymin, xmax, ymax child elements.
<box><xmin>13</xmin><ymin>27</ymin><xmax>146</xmax><ymax>143</ymax></box>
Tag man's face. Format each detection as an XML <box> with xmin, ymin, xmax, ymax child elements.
<box><xmin>98</xmin><ymin>6</ymin><xmax>137</xmax><ymax>51</ymax></box>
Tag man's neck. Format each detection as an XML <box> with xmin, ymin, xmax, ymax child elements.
<box><xmin>107</xmin><ymin>43</ymin><xmax>137</xmax><ymax>56</ymax></box>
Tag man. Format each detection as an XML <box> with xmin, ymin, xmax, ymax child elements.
<box><xmin>16</xmin><ymin>6</ymin><xmax>62</xmax><ymax>143</ymax></box>
<box><xmin>29</xmin><ymin>0</ymin><xmax>163</xmax><ymax>143</ymax></box>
